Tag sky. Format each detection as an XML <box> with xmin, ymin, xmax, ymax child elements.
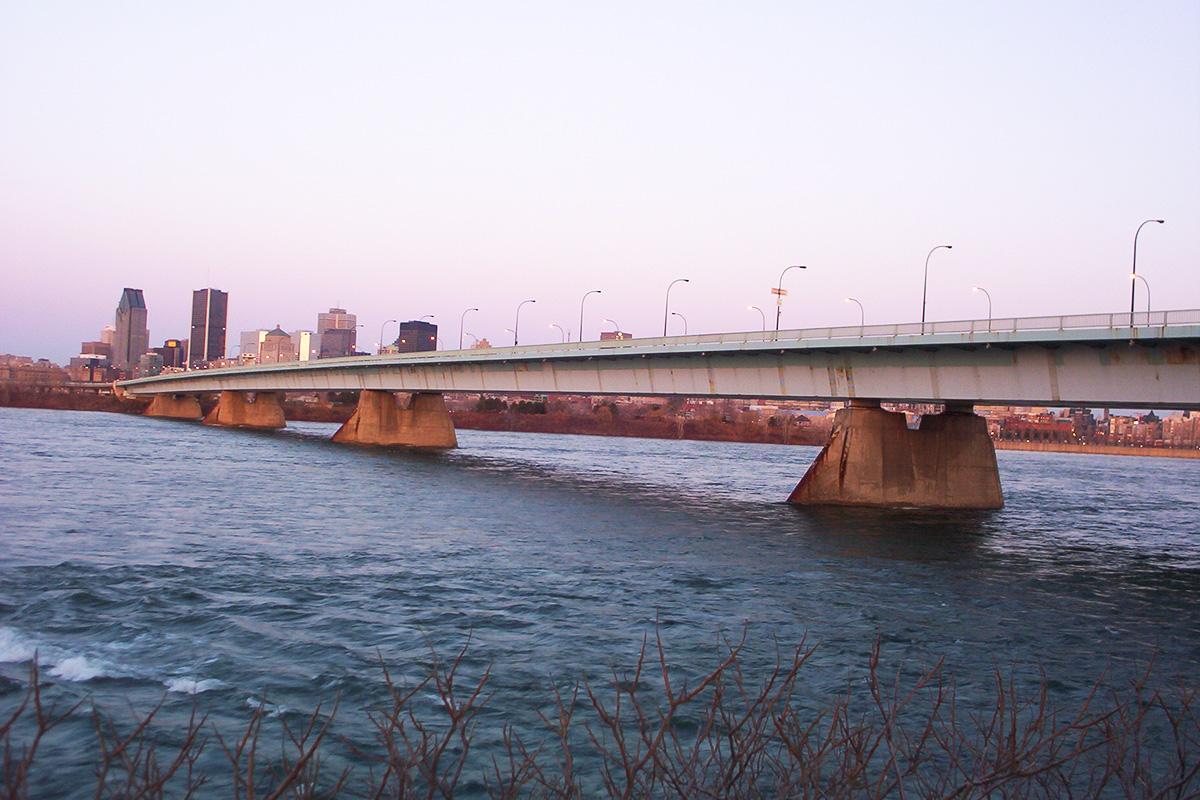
<box><xmin>2</xmin><ymin>1</ymin><xmax>1197</xmax><ymax>361</ymax></box>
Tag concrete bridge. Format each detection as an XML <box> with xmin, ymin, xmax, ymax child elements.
<box><xmin>119</xmin><ymin>309</ymin><xmax>1200</xmax><ymax>510</ymax></box>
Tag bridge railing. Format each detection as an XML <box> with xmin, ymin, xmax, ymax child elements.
<box><xmin>566</xmin><ymin>309</ymin><xmax>1200</xmax><ymax>353</ymax></box>
<box><xmin>178</xmin><ymin>309</ymin><xmax>1200</xmax><ymax>377</ymax></box>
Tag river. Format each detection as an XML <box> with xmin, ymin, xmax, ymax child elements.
<box><xmin>1</xmin><ymin>407</ymin><xmax>1198</xmax><ymax>795</ymax></box>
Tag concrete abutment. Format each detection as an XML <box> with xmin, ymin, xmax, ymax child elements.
<box><xmin>332</xmin><ymin>390</ymin><xmax>457</xmax><ymax>449</ymax></box>
<box><xmin>788</xmin><ymin>400</ymin><xmax>1003</xmax><ymax>509</ymax></box>
<box><xmin>145</xmin><ymin>393</ymin><xmax>203</xmax><ymax>421</ymax></box>
<box><xmin>203</xmin><ymin>391</ymin><xmax>286</xmax><ymax>430</ymax></box>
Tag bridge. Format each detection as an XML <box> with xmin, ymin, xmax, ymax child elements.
<box><xmin>119</xmin><ymin>309</ymin><xmax>1200</xmax><ymax>510</ymax></box>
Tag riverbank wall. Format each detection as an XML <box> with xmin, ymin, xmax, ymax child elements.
<box><xmin>4</xmin><ymin>386</ymin><xmax>1199</xmax><ymax>458</ymax></box>
<box><xmin>995</xmin><ymin>440</ymin><xmax>1200</xmax><ymax>459</ymax></box>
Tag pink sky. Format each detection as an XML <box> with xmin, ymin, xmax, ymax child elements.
<box><xmin>2</xmin><ymin>2</ymin><xmax>1197</xmax><ymax>361</ymax></box>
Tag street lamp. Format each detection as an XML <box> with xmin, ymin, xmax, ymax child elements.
<box><xmin>378</xmin><ymin>319</ymin><xmax>397</xmax><ymax>355</ymax></box>
<box><xmin>671</xmin><ymin>311</ymin><xmax>688</xmax><ymax>335</ymax></box>
<box><xmin>513</xmin><ymin>299</ymin><xmax>535</xmax><ymax>346</ymax></box>
<box><xmin>747</xmin><ymin>305</ymin><xmax>766</xmax><ymax>331</ymax></box>
<box><xmin>549</xmin><ymin>323</ymin><xmax>566</xmax><ymax>342</ymax></box>
<box><xmin>603</xmin><ymin>318</ymin><xmax>622</xmax><ymax>339</ymax></box>
<box><xmin>774</xmin><ymin>265</ymin><xmax>807</xmax><ymax>332</ymax></box>
<box><xmin>1131</xmin><ymin>219</ymin><xmax>1164</xmax><ymax>320</ymax></box>
<box><xmin>1129</xmin><ymin>274</ymin><xmax>1151</xmax><ymax>325</ymax></box>
<box><xmin>971</xmin><ymin>286</ymin><xmax>992</xmax><ymax>333</ymax></box>
<box><xmin>663</xmin><ymin>278</ymin><xmax>689</xmax><ymax>336</ymax></box>
<box><xmin>921</xmin><ymin>245</ymin><xmax>953</xmax><ymax>334</ymax></box>
<box><xmin>843</xmin><ymin>297</ymin><xmax>864</xmax><ymax>329</ymax></box>
<box><xmin>579</xmin><ymin>289</ymin><xmax>601</xmax><ymax>343</ymax></box>
<box><xmin>464</xmin><ymin>332</ymin><xmax>478</xmax><ymax>346</ymax></box>
<box><xmin>459</xmin><ymin>308</ymin><xmax>479</xmax><ymax>350</ymax></box>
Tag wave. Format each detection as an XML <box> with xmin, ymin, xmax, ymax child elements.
<box><xmin>0</xmin><ymin>627</ymin><xmax>35</xmax><ymax>663</ymax></box>
<box><xmin>48</xmin><ymin>655</ymin><xmax>107</xmax><ymax>682</ymax></box>
<box><xmin>165</xmin><ymin>677</ymin><xmax>222</xmax><ymax>694</ymax></box>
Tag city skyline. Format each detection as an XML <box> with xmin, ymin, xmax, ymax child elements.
<box><xmin>2</xmin><ymin>3</ymin><xmax>1198</xmax><ymax>362</ymax></box>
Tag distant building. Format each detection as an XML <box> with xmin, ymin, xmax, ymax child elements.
<box><xmin>319</xmin><ymin>327</ymin><xmax>356</xmax><ymax>359</ymax></box>
<box><xmin>188</xmin><ymin>288</ymin><xmax>228</xmax><ymax>366</ymax></box>
<box><xmin>80</xmin><ymin>340</ymin><xmax>112</xmax><ymax>359</ymax></box>
<box><xmin>393</xmin><ymin>320</ymin><xmax>438</xmax><ymax>353</ymax></box>
<box><xmin>471</xmin><ymin>338</ymin><xmax>492</xmax><ymax>349</ymax></box>
<box><xmin>112</xmin><ymin>288</ymin><xmax>149</xmax><ymax>373</ymax></box>
<box><xmin>600</xmin><ymin>330</ymin><xmax>632</xmax><ymax>341</ymax></box>
<box><xmin>238</xmin><ymin>329</ymin><xmax>269</xmax><ymax>363</ymax></box>
<box><xmin>316</xmin><ymin>307</ymin><xmax>357</xmax><ymax>355</ymax></box>
<box><xmin>99</xmin><ymin>325</ymin><xmax>115</xmax><ymax>346</ymax></box>
<box><xmin>259</xmin><ymin>326</ymin><xmax>296</xmax><ymax>364</ymax></box>
<box><xmin>154</xmin><ymin>338</ymin><xmax>188</xmax><ymax>369</ymax></box>
<box><xmin>293</xmin><ymin>330</ymin><xmax>321</xmax><ymax>362</ymax></box>
<box><xmin>138</xmin><ymin>351</ymin><xmax>164</xmax><ymax>377</ymax></box>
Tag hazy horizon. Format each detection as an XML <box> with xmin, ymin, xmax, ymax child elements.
<box><xmin>2</xmin><ymin>1</ymin><xmax>1198</xmax><ymax>362</ymax></box>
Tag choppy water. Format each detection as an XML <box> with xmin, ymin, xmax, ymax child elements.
<box><xmin>1</xmin><ymin>407</ymin><xmax>1199</xmax><ymax>794</ymax></box>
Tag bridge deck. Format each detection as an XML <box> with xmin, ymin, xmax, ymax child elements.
<box><xmin>120</xmin><ymin>310</ymin><xmax>1200</xmax><ymax>409</ymax></box>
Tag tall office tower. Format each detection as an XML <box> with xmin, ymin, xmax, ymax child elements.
<box><xmin>112</xmin><ymin>288</ymin><xmax>149</xmax><ymax>372</ymax></box>
<box><xmin>100</xmin><ymin>324</ymin><xmax>115</xmax><ymax>345</ymax></box>
<box><xmin>316</xmin><ymin>307</ymin><xmax>357</xmax><ymax>356</ymax></box>
<box><xmin>188</xmin><ymin>288</ymin><xmax>229</xmax><ymax>366</ymax></box>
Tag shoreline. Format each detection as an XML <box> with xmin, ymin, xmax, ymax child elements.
<box><xmin>2</xmin><ymin>388</ymin><xmax>1197</xmax><ymax>459</ymax></box>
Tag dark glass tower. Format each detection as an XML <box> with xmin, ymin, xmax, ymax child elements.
<box><xmin>112</xmin><ymin>288</ymin><xmax>149</xmax><ymax>372</ymax></box>
<box><xmin>188</xmin><ymin>288</ymin><xmax>228</xmax><ymax>366</ymax></box>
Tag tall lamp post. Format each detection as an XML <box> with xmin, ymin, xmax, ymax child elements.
<box><xmin>843</xmin><ymin>297</ymin><xmax>864</xmax><ymax>329</ymax></box>
<box><xmin>578</xmin><ymin>289</ymin><xmax>601</xmax><ymax>343</ymax></box>
<box><xmin>550</xmin><ymin>323</ymin><xmax>566</xmax><ymax>342</ymax></box>
<box><xmin>663</xmin><ymin>279</ymin><xmax>689</xmax><ymax>336</ymax></box>
<box><xmin>971</xmin><ymin>286</ymin><xmax>992</xmax><ymax>333</ymax></box>
<box><xmin>513</xmin><ymin>299</ymin><xmax>536</xmax><ymax>346</ymax></box>
<box><xmin>378</xmin><ymin>319</ymin><xmax>397</xmax><ymax>355</ymax></box>
<box><xmin>1129</xmin><ymin>274</ymin><xmax>1151</xmax><ymax>326</ymax></box>
<box><xmin>603</xmin><ymin>318</ymin><xmax>622</xmax><ymax>339</ymax></box>
<box><xmin>921</xmin><ymin>245</ymin><xmax>953</xmax><ymax>334</ymax></box>
<box><xmin>1131</xmin><ymin>219</ymin><xmax>1164</xmax><ymax>320</ymax></box>
<box><xmin>747</xmin><ymin>305</ymin><xmax>766</xmax><ymax>331</ymax></box>
<box><xmin>459</xmin><ymin>308</ymin><xmax>479</xmax><ymax>350</ymax></box>
<box><xmin>671</xmin><ymin>311</ymin><xmax>688</xmax><ymax>335</ymax></box>
<box><xmin>774</xmin><ymin>265</ymin><xmax>807</xmax><ymax>332</ymax></box>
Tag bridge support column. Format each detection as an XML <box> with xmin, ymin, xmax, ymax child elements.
<box><xmin>203</xmin><ymin>391</ymin><xmax>286</xmax><ymax>430</ymax></box>
<box><xmin>788</xmin><ymin>400</ymin><xmax>1003</xmax><ymax>509</ymax></box>
<box><xmin>332</xmin><ymin>391</ymin><xmax>457</xmax><ymax>449</ymax></box>
<box><xmin>145</xmin><ymin>393</ymin><xmax>203</xmax><ymax>421</ymax></box>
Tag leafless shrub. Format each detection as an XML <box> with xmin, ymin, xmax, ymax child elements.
<box><xmin>1</xmin><ymin>634</ymin><xmax>1197</xmax><ymax>798</ymax></box>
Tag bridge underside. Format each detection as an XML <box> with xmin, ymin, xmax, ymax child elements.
<box><xmin>127</xmin><ymin>330</ymin><xmax>1199</xmax><ymax>511</ymax></box>
<box><xmin>146</xmin><ymin>387</ymin><xmax>1004</xmax><ymax>509</ymax></box>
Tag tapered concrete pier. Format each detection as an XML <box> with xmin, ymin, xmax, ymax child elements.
<box><xmin>332</xmin><ymin>391</ymin><xmax>457</xmax><ymax>449</ymax></box>
<box><xmin>203</xmin><ymin>391</ymin><xmax>286</xmax><ymax>430</ymax></box>
<box><xmin>145</xmin><ymin>394</ymin><xmax>203</xmax><ymax>421</ymax></box>
<box><xmin>788</xmin><ymin>400</ymin><xmax>1003</xmax><ymax>509</ymax></box>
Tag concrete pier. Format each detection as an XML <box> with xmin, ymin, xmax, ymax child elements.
<box><xmin>332</xmin><ymin>390</ymin><xmax>457</xmax><ymax>449</ymax></box>
<box><xmin>788</xmin><ymin>401</ymin><xmax>1003</xmax><ymax>509</ymax></box>
<box><xmin>145</xmin><ymin>393</ymin><xmax>203</xmax><ymax>421</ymax></box>
<box><xmin>203</xmin><ymin>390</ymin><xmax>286</xmax><ymax>430</ymax></box>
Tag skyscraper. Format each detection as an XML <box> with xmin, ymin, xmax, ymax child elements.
<box><xmin>188</xmin><ymin>288</ymin><xmax>228</xmax><ymax>366</ymax></box>
<box><xmin>112</xmin><ymin>288</ymin><xmax>149</xmax><ymax>372</ymax></box>
<box><xmin>316</xmin><ymin>307</ymin><xmax>357</xmax><ymax>356</ymax></box>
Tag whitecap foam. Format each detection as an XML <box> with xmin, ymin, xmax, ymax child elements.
<box><xmin>0</xmin><ymin>627</ymin><xmax>35</xmax><ymax>663</ymax></box>
<box><xmin>49</xmin><ymin>655</ymin><xmax>105</xmax><ymax>682</ymax></box>
<box><xmin>165</xmin><ymin>677</ymin><xmax>222</xmax><ymax>694</ymax></box>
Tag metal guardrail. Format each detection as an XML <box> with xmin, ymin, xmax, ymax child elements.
<box><xmin>329</xmin><ymin>308</ymin><xmax>1200</xmax><ymax>360</ymax></box>
<box><xmin>124</xmin><ymin>309</ymin><xmax>1200</xmax><ymax>385</ymax></box>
